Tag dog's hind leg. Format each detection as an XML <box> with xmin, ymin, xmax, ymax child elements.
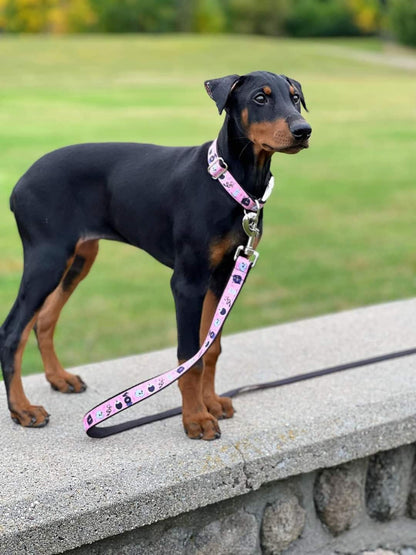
<box><xmin>34</xmin><ymin>239</ymin><xmax>99</xmax><ymax>393</ymax></box>
<box><xmin>200</xmin><ymin>289</ymin><xmax>234</xmax><ymax>420</ymax></box>
<box><xmin>0</xmin><ymin>243</ymin><xmax>75</xmax><ymax>427</ymax></box>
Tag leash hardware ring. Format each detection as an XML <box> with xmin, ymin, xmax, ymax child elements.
<box><xmin>242</xmin><ymin>211</ymin><xmax>260</xmax><ymax>237</ymax></box>
<box><xmin>208</xmin><ymin>157</ymin><xmax>228</xmax><ymax>179</ymax></box>
<box><xmin>237</xmin><ymin>201</ymin><xmax>261</xmax><ymax>266</ymax></box>
<box><xmin>234</xmin><ymin>244</ymin><xmax>259</xmax><ymax>267</ymax></box>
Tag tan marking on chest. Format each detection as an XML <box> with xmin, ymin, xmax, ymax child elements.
<box><xmin>210</xmin><ymin>234</ymin><xmax>238</xmax><ymax>268</ymax></box>
<box><xmin>210</xmin><ymin>232</ymin><xmax>263</xmax><ymax>268</ymax></box>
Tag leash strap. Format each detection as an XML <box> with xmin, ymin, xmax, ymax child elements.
<box><xmin>83</xmin><ymin>256</ymin><xmax>253</xmax><ymax>437</ymax></box>
<box><xmin>207</xmin><ymin>139</ymin><xmax>274</xmax><ymax>210</ymax></box>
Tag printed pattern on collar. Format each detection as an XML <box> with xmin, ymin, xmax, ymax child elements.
<box><xmin>207</xmin><ymin>139</ymin><xmax>266</xmax><ymax>212</ymax></box>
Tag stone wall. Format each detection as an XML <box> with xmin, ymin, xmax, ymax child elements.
<box><xmin>71</xmin><ymin>443</ymin><xmax>416</xmax><ymax>555</ymax></box>
<box><xmin>3</xmin><ymin>299</ymin><xmax>416</xmax><ymax>555</ymax></box>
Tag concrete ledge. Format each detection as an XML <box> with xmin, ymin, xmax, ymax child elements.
<box><xmin>1</xmin><ymin>298</ymin><xmax>416</xmax><ymax>554</ymax></box>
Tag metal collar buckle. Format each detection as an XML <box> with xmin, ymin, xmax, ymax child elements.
<box><xmin>208</xmin><ymin>157</ymin><xmax>228</xmax><ymax>179</ymax></box>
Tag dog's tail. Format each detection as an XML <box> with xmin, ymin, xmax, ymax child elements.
<box><xmin>9</xmin><ymin>173</ymin><xmax>26</xmax><ymax>213</ymax></box>
<box><xmin>9</xmin><ymin>185</ymin><xmax>17</xmax><ymax>213</ymax></box>
<box><xmin>0</xmin><ymin>324</ymin><xmax>5</xmax><ymax>352</ymax></box>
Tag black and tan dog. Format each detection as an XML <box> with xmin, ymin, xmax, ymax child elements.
<box><xmin>0</xmin><ymin>71</ymin><xmax>311</xmax><ymax>440</ymax></box>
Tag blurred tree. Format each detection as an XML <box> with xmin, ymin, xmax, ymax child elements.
<box><xmin>1</xmin><ymin>0</ymin><xmax>54</xmax><ymax>32</ymax></box>
<box><xmin>0</xmin><ymin>0</ymin><xmax>6</xmax><ymax>28</ymax></box>
<box><xmin>193</xmin><ymin>0</ymin><xmax>226</xmax><ymax>33</ymax></box>
<box><xmin>285</xmin><ymin>0</ymin><xmax>360</xmax><ymax>37</ymax></box>
<box><xmin>0</xmin><ymin>0</ymin><xmax>95</xmax><ymax>32</ymax></box>
<box><xmin>388</xmin><ymin>0</ymin><xmax>416</xmax><ymax>46</ymax></box>
<box><xmin>89</xmin><ymin>0</ymin><xmax>177</xmax><ymax>33</ymax></box>
<box><xmin>228</xmin><ymin>0</ymin><xmax>289</xmax><ymax>36</ymax></box>
<box><xmin>348</xmin><ymin>0</ymin><xmax>381</xmax><ymax>34</ymax></box>
<box><xmin>49</xmin><ymin>0</ymin><xmax>96</xmax><ymax>33</ymax></box>
<box><xmin>175</xmin><ymin>0</ymin><xmax>193</xmax><ymax>32</ymax></box>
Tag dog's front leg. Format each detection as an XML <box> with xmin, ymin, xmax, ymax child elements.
<box><xmin>171</xmin><ymin>269</ymin><xmax>221</xmax><ymax>440</ymax></box>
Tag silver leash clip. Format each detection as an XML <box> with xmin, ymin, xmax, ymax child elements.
<box><xmin>234</xmin><ymin>201</ymin><xmax>261</xmax><ymax>267</ymax></box>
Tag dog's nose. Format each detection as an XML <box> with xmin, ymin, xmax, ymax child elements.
<box><xmin>290</xmin><ymin>122</ymin><xmax>312</xmax><ymax>142</ymax></box>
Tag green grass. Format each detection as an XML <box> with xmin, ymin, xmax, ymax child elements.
<box><xmin>0</xmin><ymin>34</ymin><xmax>415</xmax><ymax>376</ymax></box>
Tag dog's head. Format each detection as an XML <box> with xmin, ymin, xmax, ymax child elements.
<box><xmin>204</xmin><ymin>71</ymin><xmax>311</xmax><ymax>155</ymax></box>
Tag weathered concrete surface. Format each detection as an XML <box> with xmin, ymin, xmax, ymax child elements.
<box><xmin>1</xmin><ymin>298</ymin><xmax>416</xmax><ymax>554</ymax></box>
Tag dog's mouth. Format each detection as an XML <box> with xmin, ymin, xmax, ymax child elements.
<box><xmin>262</xmin><ymin>140</ymin><xmax>309</xmax><ymax>154</ymax></box>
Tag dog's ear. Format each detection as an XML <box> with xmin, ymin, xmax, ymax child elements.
<box><xmin>204</xmin><ymin>74</ymin><xmax>241</xmax><ymax>114</ymax></box>
<box><xmin>283</xmin><ymin>76</ymin><xmax>308</xmax><ymax>112</ymax></box>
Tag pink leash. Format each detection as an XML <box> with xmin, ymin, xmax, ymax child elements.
<box><xmin>84</xmin><ymin>140</ymin><xmax>269</xmax><ymax>437</ymax></box>
<box><xmin>84</xmin><ymin>255</ymin><xmax>253</xmax><ymax>437</ymax></box>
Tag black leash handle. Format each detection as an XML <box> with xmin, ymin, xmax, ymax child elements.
<box><xmin>89</xmin><ymin>346</ymin><xmax>416</xmax><ymax>438</ymax></box>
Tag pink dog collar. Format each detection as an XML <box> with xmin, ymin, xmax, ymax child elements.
<box><xmin>207</xmin><ymin>139</ymin><xmax>274</xmax><ymax>211</ymax></box>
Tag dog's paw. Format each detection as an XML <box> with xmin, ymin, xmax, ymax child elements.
<box><xmin>48</xmin><ymin>371</ymin><xmax>87</xmax><ymax>394</ymax></box>
<box><xmin>183</xmin><ymin>410</ymin><xmax>221</xmax><ymax>440</ymax></box>
<box><xmin>204</xmin><ymin>394</ymin><xmax>234</xmax><ymax>420</ymax></box>
<box><xmin>11</xmin><ymin>405</ymin><xmax>50</xmax><ymax>428</ymax></box>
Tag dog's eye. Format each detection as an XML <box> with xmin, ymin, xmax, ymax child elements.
<box><xmin>254</xmin><ymin>93</ymin><xmax>267</xmax><ymax>105</ymax></box>
<box><xmin>292</xmin><ymin>93</ymin><xmax>300</xmax><ymax>104</ymax></box>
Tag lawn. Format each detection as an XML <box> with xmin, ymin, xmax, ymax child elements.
<box><xmin>0</xmin><ymin>34</ymin><xmax>415</xmax><ymax>376</ymax></box>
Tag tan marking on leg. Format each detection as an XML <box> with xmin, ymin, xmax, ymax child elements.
<box><xmin>178</xmin><ymin>358</ymin><xmax>220</xmax><ymax>441</ymax></box>
<box><xmin>9</xmin><ymin>314</ymin><xmax>50</xmax><ymax>427</ymax></box>
<box><xmin>10</xmin><ymin>315</ymin><xmax>37</xmax><ymax>408</ymax></box>
<box><xmin>36</xmin><ymin>239</ymin><xmax>98</xmax><ymax>393</ymax></box>
<box><xmin>200</xmin><ymin>290</ymin><xmax>234</xmax><ymax>420</ymax></box>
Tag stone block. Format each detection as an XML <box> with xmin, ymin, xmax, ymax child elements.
<box><xmin>192</xmin><ymin>509</ymin><xmax>258</xmax><ymax>555</ymax></box>
<box><xmin>314</xmin><ymin>459</ymin><xmax>367</xmax><ymax>535</ymax></box>
<box><xmin>366</xmin><ymin>444</ymin><xmax>415</xmax><ymax>521</ymax></box>
<box><xmin>407</xmin><ymin>453</ymin><xmax>416</xmax><ymax>519</ymax></box>
<box><xmin>260</xmin><ymin>493</ymin><xmax>305</xmax><ymax>555</ymax></box>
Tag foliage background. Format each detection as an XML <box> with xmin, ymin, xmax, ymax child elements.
<box><xmin>1</xmin><ymin>0</ymin><xmax>414</xmax><ymax>45</ymax></box>
<box><xmin>0</xmin><ymin>0</ymin><xmax>409</xmax><ymax>41</ymax></box>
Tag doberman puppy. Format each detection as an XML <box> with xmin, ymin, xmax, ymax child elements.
<box><xmin>0</xmin><ymin>71</ymin><xmax>311</xmax><ymax>440</ymax></box>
